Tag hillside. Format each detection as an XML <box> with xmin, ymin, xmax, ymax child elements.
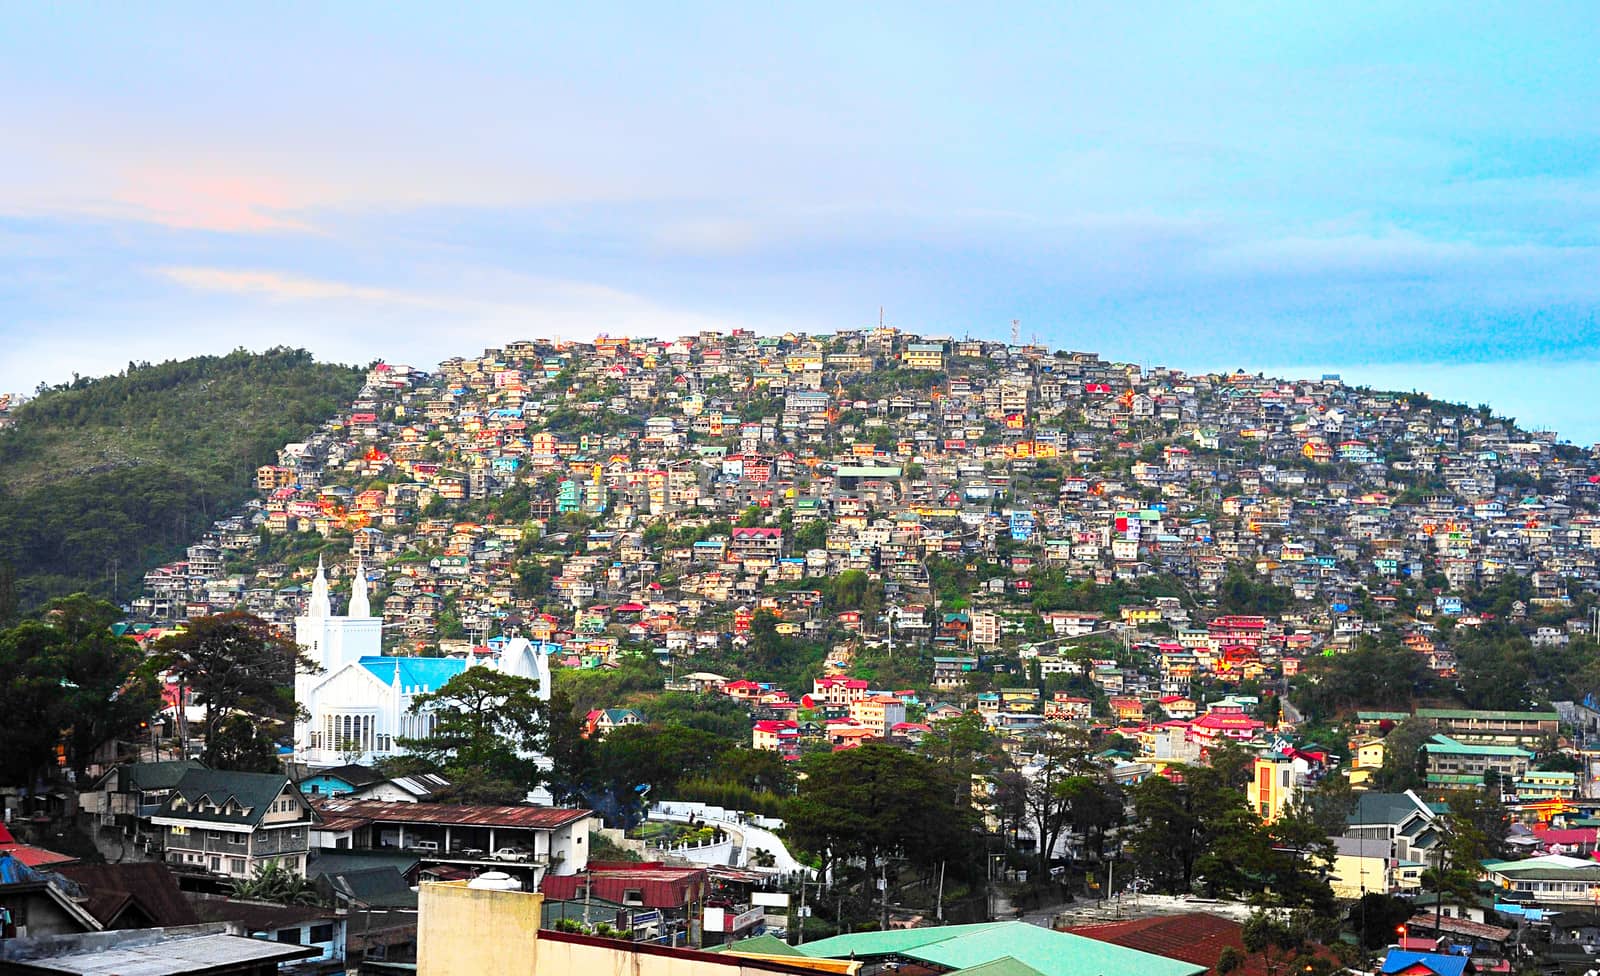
<box><xmin>0</xmin><ymin>347</ymin><xmax>363</xmax><ymax>611</ymax></box>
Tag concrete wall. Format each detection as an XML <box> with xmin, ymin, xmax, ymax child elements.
<box><xmin>418</xmin><ymin>883</ymin><xmax>544</xmax><ymax>976</ymax></box>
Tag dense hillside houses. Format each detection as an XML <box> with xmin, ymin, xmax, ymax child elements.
<box><xmin>114</xmin><ymin>329</ymin><xmax>1600</xmax><ymax>790</ymax></box>
<box><xmin>16</xmin><ymin>327</ymin><xmax>1596</xmax><ymax>970</ymax></box>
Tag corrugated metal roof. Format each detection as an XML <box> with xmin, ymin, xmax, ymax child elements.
<box><xmin>313</xmin><ymin>798</ymin><xmax>592</xmax><ymax>830</ymax></box>
<box><xmin>797</xmin><ymin>921</ymin><xmax>1205</xmax><ymax>976</ymax></box>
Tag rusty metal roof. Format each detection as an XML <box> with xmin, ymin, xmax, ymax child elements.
<box><xmin>313</xmin><ymin>798</ymin><xmax>592</xmax><ymax>830</ymax></box>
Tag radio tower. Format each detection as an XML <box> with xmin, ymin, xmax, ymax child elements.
<box><xmin>1011</xmin><ymin>319</ymin><xmax>1020</xmax><ymax>345</ymax></box>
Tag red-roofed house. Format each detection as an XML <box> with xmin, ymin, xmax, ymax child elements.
<box><xmin>1189</xmin><ymin>711</ymin><xmax>1266</xmax><ymax>743</ymax></box>
<box><xmin>752</xmin><ymin>720</ymin><xmax>799</xmax><ymax>755</ymax></box>
<box><xmin>813</xmin><ymin>677</ymin><xmax>870</xmax><ymax>707</ymax></box>
<box><xmin>0</xmin><ymin>824</ymin><xmax>76</xmax><ymax>870</ymax></box>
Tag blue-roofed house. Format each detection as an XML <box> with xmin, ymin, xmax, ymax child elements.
<box><xmin>1379</xmin><ymin>948</ymin><xmax>1471</xmax><ymax>976</ymax></box>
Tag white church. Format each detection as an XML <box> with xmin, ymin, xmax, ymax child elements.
<box><xmin>293</xmin><ymin>557</ymin><xmax>554</xmax><ymax>769</ymax></box>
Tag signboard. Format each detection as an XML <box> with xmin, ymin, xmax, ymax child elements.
<box><xmin>729</xmin><ymin>908</ymin><xmax>765</xmax><ymax>932</ymax></box>
<box><xmin>751</xmin><ymin>892</ymin><xmax>791</xmax><ymax>908</ymax></box>
<box><xmin>703</xmin><ymin>907</ymin><xmax>726</xmax><ymax>933</ymax></box>
<box><xmin>631</xmin><ymin>910</ymin><xmax>661</xmax><ymax>929</ymax></box>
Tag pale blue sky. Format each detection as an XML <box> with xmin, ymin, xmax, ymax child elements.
<box><xmin>2</xmin><ymin>3</ymin><xmax>1596</xmax><ymax>439</ymax></box>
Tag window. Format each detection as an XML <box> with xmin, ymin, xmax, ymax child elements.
<box><xmin>623</xmin><ymin>888</ymin><xmax>643</xmax><ymax>906</ymax></box>
<box><xmin>229</xmin><ymin>858</ymin><xmax>246</xmax><ymax>874</ymax></box>
<box><xmin>210</xmin><ymin>856</ymin><xmax>220</xmax><ymax>871</ymax></box>
<box><xmin>276</xmin><ymin>928</ymin><xmax>302</xmax><ymax>944</ymax></box>
<box><xmin>229</xmin><ymin>833</ymin><xmax>245</xmax><ymax>846</ymax></box>
<box><xmin>309</xmin><ymin>924</ymin><xmax>334</xmax><ymax>944</ymax></box>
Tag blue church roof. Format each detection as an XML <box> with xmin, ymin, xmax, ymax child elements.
<box><xmin>359</xmin><ymin>656</ymin><xmax>466</xmax><ymax>692</ymax></box>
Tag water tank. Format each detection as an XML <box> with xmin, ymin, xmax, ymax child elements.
<box><xmin>467</xmin><ymin>871</ymin><xmax>523</xmax><ymax>891</ymax></box>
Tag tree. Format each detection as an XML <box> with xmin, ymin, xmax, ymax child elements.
<box><xmin>207</xmin><ymin>713</ymin><xmax>282</xmax><ymax>773</ymax></box>
<box><xmin>400</xmin><ymin>668</ymin><xmax>548</xmax><ymax>803</ymax></box>
<box><xmin>149</xmin><ymin>612</ymin><xmax>318</xmax><ymax>769</ymax></box>
<box><xmin>231</xmin><ymin>859</ymin><xmax>322</xmax><ymax>906</ymax></box>
<box><xmin>918</xmin><ymin>712</ymin><xmax>998</xmax><ymax>810</ymax></box>
<box><xmin>1296</xmin><ymin>772</ymin><xmax>1357</xmax><ymax>837</ymax></box>
<box><xmin>1373</xmin><ymin>719</ymin><xmax>1435</xmax><ymax>793</ymax></box>
<box><xmin>787</xmin><ymin>745</ymin><xmax>974</xmax><ymax>896</ymax></box>
<box><xmin>994</xmin><ymin>725</ymin><xmax>1097</xmax><ymax>876</ymax></box>
<box><xmin>0</xmin><ymin>596</ymin><xmax>161</xmax><ymax>786</ymax></box>
<box><xmin>1240</xmin><ymin>910</ymin><xmax>1311</xmax><ymax>976</ymax></box>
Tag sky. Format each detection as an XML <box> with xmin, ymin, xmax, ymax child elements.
<box><xmin>2</xmin><ymin>3</ymin><xmax>1597</xmax><ymax>440</ymax></box>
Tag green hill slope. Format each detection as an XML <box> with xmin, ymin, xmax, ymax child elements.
<box><xmin>0</xmin><ymin>347</ymin><xmax>363</xmax><ymax>612</ymax></box>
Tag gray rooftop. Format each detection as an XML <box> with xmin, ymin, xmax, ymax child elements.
<box><xmin>1</xmin><ymin>931</ymin><xmax>317</xmax><ymax>975</ymax></box>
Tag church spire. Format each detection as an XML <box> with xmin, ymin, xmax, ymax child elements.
<box><xmin>349</xmin><ymin>555</ymin><xmax>372</xmax><ymax>618</ymax></box>
<box><xmin>307</xmin><ymin>555</ymin><xmax>331</xmax><ymax>618</ymax></box>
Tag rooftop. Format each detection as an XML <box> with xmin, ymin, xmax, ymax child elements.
<box><xmin>795</xmin><ymin>921</ymin><xmax>1205</xmax><ymax>976</ymax></box>
<box><xmin>313</xmin><ymin>798</ymin><xmax>592</xmax><ymax>830</ymax></box>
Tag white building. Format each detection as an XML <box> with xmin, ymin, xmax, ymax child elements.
<box><xmin>294</xmin><ymin>557</ymin><xmax>554</xmax><ymax>768</ymax></box>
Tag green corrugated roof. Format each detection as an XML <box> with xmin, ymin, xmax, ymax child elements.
<box><xmin>709</xmin><ymin>934</ymin><xmax>804</xmax><ymax>957</ymax></box>
<box><xmin>1422</xmin><ymin>734</ymin><xmax>1532</xmax><ymax>758</ymax></box>
<box><xmin>795</xmin><ymin>921</ymin><xmax>1204</xmax><ymax>976</ymax></box>
<box><xmin>1415</xmin><ymin>708</ymin><xmax>1559</xmax><ymax>721</ymax></box>
<box><xmin>948</xmin><ymin>957</ymin><xmax>1050</xmax><ymax>976</ymax></box>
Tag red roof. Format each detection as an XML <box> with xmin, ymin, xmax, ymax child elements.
<box><xmin>0</xmin><ymin>823</ymin><xmax>76</xmax><ymax>869</ymax></box>
<box><xmin>541</xmin><ymin>863</ymin><xmax>705</xmax><ymax>909</ymax></box>
<box><xmin>312</xmin><ymin>799</ymin><xmax>592</xmax><ymax>830</ymax></box>
<box><xmin>1071</xmin><ymin>912</ymin><xmax>1327</xmax><ymax>976</ymax></box>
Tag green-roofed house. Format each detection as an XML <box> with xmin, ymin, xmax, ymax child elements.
<box><xmin>793</xmin><ymin>921</ymin><xmax>1205</xmax><ymax>976</ymax></box>
<box><xmin>1421</xmin><ymin>734</ymin><xmax>1532</xmax><ymax>790</ymax></box>
<box><xmin>1413</xmin><ymin>707</ymin><xmax>1560</xmax><ymax>746</ymax></box>
<box><xmin>88</xmin><ymin>759</ymin><xmax>208</xmax><ymax>846</ymax></box>
<box><xmin>1482</xmin><ymin>854</ymin><xmax>1600</xmax><ymax>906</ymax></box>
<box><xmin>150</xmin><ymin>768</ymin><xmax>316</xmax><ymax>881</ymax></box>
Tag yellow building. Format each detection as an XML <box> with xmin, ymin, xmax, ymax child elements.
<box><xmin>1348</xmin><ymin>738</ymin><xmax>1385</xmax><ymax>790</ymax></box>
<box><xmin>418</xmin><ymin>881</ymin><xmax>855</xmax><ymax>976</ymax></box>
<box><xmin>1251</xmin><ymin>752</ymin><xmax>1298</xmax><ymax>822</ymax></box>
<box><xmin>1329</xmin><ymin>837</ymin><xmax>1424</xmax><ymax>899</ymax></box>
<box><xmin>902</xmin><ymin>343</ymin><xmax>945</xmax><ymax>370</ymax></box>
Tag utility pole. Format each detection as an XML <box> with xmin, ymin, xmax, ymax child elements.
<box><xmin>880</xmin><ymin>861</ymin><xmax>889</xmax><ymax>931</ymax></box>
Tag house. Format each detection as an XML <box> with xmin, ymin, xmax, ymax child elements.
<box><xmin>0</xmin><ymin>875</ymin><xmax>104</xmax><ymax>939</ymax></box>
<box><xmin>85</xmin><ymin>759</ymin><xmax>208</xmax><ymax>850</ymax></box>
<box><xmin>1481</xmin><ymin>853</ymin><xmax>1600</xmax><ymax>905</ymax></box>
<box><xmin>152</xmin><ymin>769</ymin><xmax>316</xmax><ymax>881</ymax></box>
<box><xmin>1422</xmin><ymin>735</ymin><xmax>1532</xmax><ymax>790</ymax></box>
<box><xmin>0</xmin><ymin>825</ymin><xmax>76</xmax><ymax>872</ymax></box>
<box><xmin>584</xmin><ymin>708</ymin><xmax>647</xmax><ymax>739</ymax></box>
<box><xmin>309</xmin><ymin>799</ymin><xmax>593</xmax><ymax>882</ymax></box>
<box><xmin>1108</xmin><ymin>697</ymin><xmax>1146</xmax><ymax>724</ymax></box>
<box><xmin>752</xmin><ymin>720</ymin><xmax>799</xmax><ymax>754</ymax></box>
<box><xmin>1343</xmin><ymin>791</ymin><xmax>1441</xmax><ymax>864</ymax></box>
<box><xmin>53</xmin><ymin>862</ymin><xmax>201</xmax><ymax>930</ymax></box>
<box><xmin>931</xmin><ymin>657</ymin><xmax>978</xmax><ymax>690</ymax></box>
<box><xmin>191</xmin><ymin>895</ymin><xmax>349</xmax><ymax>967</ymax></box>
<box><xmin>1378</xmin><ymin>949</ymin><xmax>1471</xmax><ymax>976</ymax></box>
<box><xmin>849</xmin><ymin>696</ymin><xmax>908</xmax><ymax>737</ymax></box>
<box><xmin>298</xmin><ymin>764</ymin><xmax>389</xmax><ymax>798</ymax></box>
<box><xmin>1329</xmin><ymin>836</ymin><xmax>1422</xmax><ymax>898</ymax></box>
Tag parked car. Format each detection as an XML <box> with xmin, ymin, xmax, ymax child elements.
<box><xmin>489</xmin><ymin>847</ymin><xmax>530</xmax><ymax>862</ymax></box>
